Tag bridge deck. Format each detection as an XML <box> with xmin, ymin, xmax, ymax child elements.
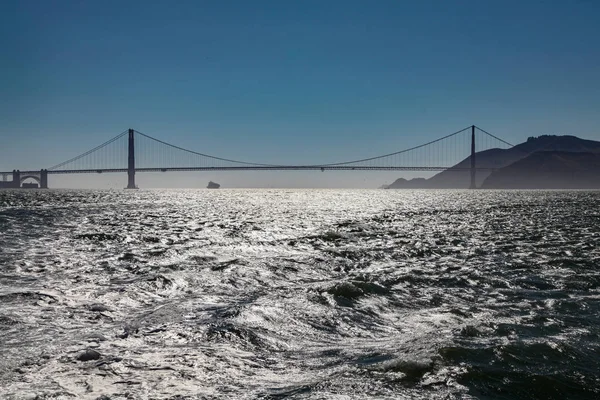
<box><xmin>1</xmin><ymin>166</ymin><xmax>498</xmax><ymax>175</ymax></box>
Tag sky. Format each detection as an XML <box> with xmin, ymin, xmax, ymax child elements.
<box><xmin>1</xmin><ymin>0</ymin><xmax>599</xmax><ymax>188</ymax></box>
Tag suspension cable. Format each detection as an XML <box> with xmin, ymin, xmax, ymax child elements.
<box><xmin>317</xmin><ymin>126</ymin><xmax>473</xmax><ymax>166</ymax></box>
<box><xmin>134</xmin><ymin>130</ymin><xmax>278</xmax><ymax>166</ymax></box>
<box><xmin>474</xmin><ymin>126</ymin><xmax>514</xmax><ymax>147</ymax></box>
<box><xmin>49</xmin><ymin>130</ymin><xmax>129</xmax><ymax>170</ymax></box>
<box><xmin>47</xmin><ymin>125</ymin><xmax>515</xmax><ymax>171</ymax></box>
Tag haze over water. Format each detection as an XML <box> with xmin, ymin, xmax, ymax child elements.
<box><xmin>0</xmin><ymin>189</ymin><xmax>599</xmax><ymax>399</ymax></box>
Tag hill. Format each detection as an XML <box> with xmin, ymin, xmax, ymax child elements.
<box><xmin>386</xmin><ymin>135</ymin><xmax>600</xmax><ymax>189</ymax></box>
<box><xmin>481</xmin><ymin>151</ymin><xmax>600</xmax><ymax>189</ymax></box>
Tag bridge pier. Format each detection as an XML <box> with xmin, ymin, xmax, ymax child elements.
<box><xmin>13</xmin><ymin>170</ymin><xmax>21</xmax><ymax>189</ymax></box>
<box><xmin>469</xmin><ymin>125</ymin><xmax>476</xmax><ymax>189</ymax></box>
<box><xmin>40</xmin><ymin>169</ymin><xmax>48</xmax><ymax>189</ymax></box>
<box><xmin>126</xmin><ymin>129</ymin><xmax>137</xmax><ymax>189</ymax></box>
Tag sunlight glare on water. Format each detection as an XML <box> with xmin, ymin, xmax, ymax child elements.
<box><xmin>0</xmin><ymin>189</ymin><xmax>599</xmax><ymax>399</ymax></box>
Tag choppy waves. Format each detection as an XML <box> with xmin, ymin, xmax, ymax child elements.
<box><xmin>0</xmin><ymin>189</ymin><xmax>599</xmax><ymax>399</ymax></box>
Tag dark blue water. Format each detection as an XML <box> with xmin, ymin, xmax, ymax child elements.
<box><xmin>0</xmin><ymin>189</ymin><xmax>599</xmax><ymax>399</ymax></box>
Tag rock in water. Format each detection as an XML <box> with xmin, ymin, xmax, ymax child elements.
<box><xmin>77</xmin><ymin>349</ymin><xmax>101</xmax><ymax>361</ymax></box>
<box><xmin>207</xmin><ymin>181</ymin><xmax>220</xmax><ymax>189</ymax></box>
<box><xmin>88</xmin><ymin>303</ymin><xmax>110</xmax><ymax>312</ymax></box>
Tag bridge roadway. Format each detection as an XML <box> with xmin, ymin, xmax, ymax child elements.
<box><xmin>1</xmin><ymin>166</ymin><xmax>497</xmax><ymax>175</ymax></box>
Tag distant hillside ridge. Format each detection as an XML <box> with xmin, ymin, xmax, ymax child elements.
<box><xmin>481</xmin><ymin>151</ymin><xmax>600</xmax><ymax>189</ymax></box>
<box><xmin>386</xmin><ymin>135</ymin><xmax>600</xmax><ymax>189</ymax></box>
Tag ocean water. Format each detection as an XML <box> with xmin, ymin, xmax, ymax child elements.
<box><xmin>0</xmin><ymin>189</ymin><xmax>599</xmax><ymax>399</ymax></box>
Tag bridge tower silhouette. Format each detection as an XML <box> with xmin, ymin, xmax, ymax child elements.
<box><xmin>127</xmin><ymin>129</ymin><xmax>136</xmax><ymax>189</ymax></box>
<box><xmin>470</xmin><ymin>125</ymin><xmax>476</xmax><ymax>189</ymax></box>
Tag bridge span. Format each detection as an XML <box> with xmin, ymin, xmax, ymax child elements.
<box><xmin>1</xmin><ymin>125</ymin><xmax>512</xmax><ymax>189</ymax></box>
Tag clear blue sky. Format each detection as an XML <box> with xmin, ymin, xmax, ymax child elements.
<box><xmin>1</xmin><ymin>0</ymin><xmax>599</xmax><ymax>187</ymax></box>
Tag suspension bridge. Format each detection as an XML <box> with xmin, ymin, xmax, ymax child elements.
<box><xmin>0</xmin><ymin>125</ymin><xmax>513</xmax><ymax>189</ymax></box>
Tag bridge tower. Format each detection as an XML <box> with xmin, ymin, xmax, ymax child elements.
<box><xmin>469</xmin><ymin>125</ymin><xmax>476</xmax><ymax>189</ymax></box>
<box><xmin>126</xmin><ymin>129</ymin><xmax>136</xmax><ymax>189</ymax></box>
